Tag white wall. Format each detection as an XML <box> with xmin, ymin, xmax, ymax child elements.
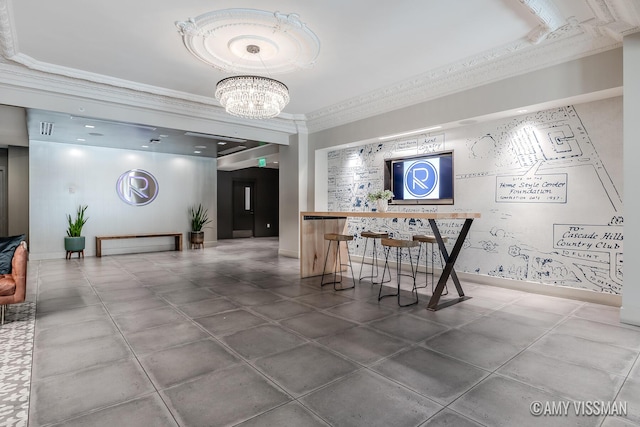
<box><xmin>305</xmin><ymin>49</ymin><xmax>625</xmax><ymax>304</ymax></box>
<box><xmin>278</xmin><ymin>131</ymin><xmax>308</xmax><ymax>258</ymax></box>
<box><xmin>29</xmin><ymin>140</ymin><xmax>216</xmax><ymax>259</ymax></box>
<box><xmin>307</xmin><ymin>49</ymin><xmax>623</xmax><ymax>210</ymax></box>
<box><xmin>622</xmin><ymin>33</ymin><xmax>640</xmax><ymax>325</ymax></box>
<box><xmin>324</xmin><ymin>98</ymin><xmax>622</xmax><ymax>301</ymax></box>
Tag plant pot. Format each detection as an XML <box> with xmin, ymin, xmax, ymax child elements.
<box><xmin>189</xmin><ymin>231</ymin><xmax>204</xmax><ymax>249</ymax></box>
<box><xmin>376</xmin><ymin>199</ymin><xmax>389</xmax><ymax>212</ymax></box>
<box><xmin>64</xmin><ymin>236</ymin><xmax>86</xmax><ymax>252</ymax></box>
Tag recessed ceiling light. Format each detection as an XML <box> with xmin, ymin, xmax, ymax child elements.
<box><xmin>194</xmin><ymin>150</ymin><xmax>201</xmax><ymax>154</ymax></box>
<box><xmin>141</xmin><ymin>145</ymin><xmax>149</xmax><ymax>148</ymax></box>
<box><xmin>159</xmin><ymin>134</ymin><xmax>169</xmax><ymax>138</ymax></box>
<box><xmin>217</xmin><ymin>142</ymin><xmax>227</xmax><ymax>145</ymax></box>
<box><xmin>84</xmin><ymin>125</ymin><xmax>95</xmax><ymax>129</ymax></box>
<box><xmin>517</xmin><ymin>109</ymin><xmax>528</xmax><ymax>113</ymax></box>
<box><xmin>77</xmin><ymin>138</ymin><xmax>85</xmax><ymax>142</ymax></box>
<box><xmin>379</xmin><ymin>126</ymin><xmax>442</xmax><ymax>140</ymax></box>
<box><xmin>458</xmin><ymin>119</ymin><xmax>478</xmax><ymax>125</ymax></box>
<box><xmin>195</xmin><ymin>145</ymin><xmax>207</xmax><ymax>149</ymax></box>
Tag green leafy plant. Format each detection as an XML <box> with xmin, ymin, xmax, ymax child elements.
<box><xmin>366</xmin><ymin>190</ymin><xmax>394</xmax><ymax>202</ymax></box>
<box><xmin>189</xmin><ymin>203</ymin><xmax>212</xmax><ymax>232</ymax></box>
<box><xmin>66</xmin><ymin>205</ymin><xmax>88</xmax><ymax>237</ymax></box>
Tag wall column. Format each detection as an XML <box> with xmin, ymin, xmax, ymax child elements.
<box><xmin>278</xmin><ymin>125</ymin><xmax>308</xmax><ymax>258</ymax></box>
<box><xmin>621</xmin><ymin>33</ymin><xmax>640</xmax><ymax>325</ymax></box>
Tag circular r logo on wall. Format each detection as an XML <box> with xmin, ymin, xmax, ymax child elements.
<box><xmin>116</xmin><ymin>169</ymin><xmax>159</xmax><ymax>206</ymax></box>
<box><xmin>404</xmin><ymin>161</ymin><xmax>438</xmax><ymax>198</ymax></box>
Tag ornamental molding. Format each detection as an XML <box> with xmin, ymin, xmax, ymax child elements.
<box><xmin>0</xmin><ymin>0</ymin><xmax>17</xmax><ymax>58</ymax></box>
<box><xmin>0</xmin><ymin>61</ymin><xmax>298</xmax><ymax>136</ymax></box>
<box><xmin>0</xmin><ymin>0</ymin><xmax>638</xmax><ymax>136</ymax></box>
<box><xmin>175</xmin><ymin>8</ymin><xmax>320</xmax><ymax>74</ymax></box>
<box><xmin>304</xmin><ymin>14</ymin><xmax>633</xmax><ymax>133</ymax></box>
<box><xmin>517</xmin><ymin>0</ymin><xmax>566</xmax><ymax>43</ymax></box>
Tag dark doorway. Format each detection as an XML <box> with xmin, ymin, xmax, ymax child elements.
<box><xmin>232</xmin><ymin>180</ymin><xmax>255</xmax><ymax>238</ymax></box>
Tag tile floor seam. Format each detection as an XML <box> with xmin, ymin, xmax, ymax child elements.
<box><xmin>552</xmin><ymin>313</ymin><xmax>640</xmax><ymax>353</ymax></box>
<box><xmin>487</xmin><ymin>369</ymin><xmax>626</xmax><ymax>407</ymax></box>
<box><xmin>69</xmin><ymin>269</ymin><xmax>185</xmax><ymax>427</ymax></box>
<box><xmin>35</xmin><ymin>391</ymin><xmax>167</xmax><ymax>427</ymax></box>
<box><xmin>17</xmin><ymin>240</ymin><xmax>637</xmax><ymax>427</ymax></box>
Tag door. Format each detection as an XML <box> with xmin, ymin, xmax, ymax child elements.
<box><xmin>232</xmin><ymin>181</ymin><xmax>254</xmax><ymax>238</ymax></box>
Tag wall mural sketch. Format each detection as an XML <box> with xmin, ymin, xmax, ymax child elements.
<box><xmin>326</xmin><ymin>97</ymin><xmax>623</xmax><ymax>294</ymax></box>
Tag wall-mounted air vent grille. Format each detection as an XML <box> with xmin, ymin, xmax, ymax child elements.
<box><xmin>40</xmin><ymin>122</ymin><xmax>54</xmax><ymax>136</ymax></box>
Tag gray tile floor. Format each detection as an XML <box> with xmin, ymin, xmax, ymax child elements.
<box><xmin>5</xmin><ymin>237</ymin><xmax>640</xmax><ymax>426</ymax></box>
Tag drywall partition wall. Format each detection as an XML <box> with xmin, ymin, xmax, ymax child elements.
<box><xmin>326</xmin><ymin>97</ymin><xmax>623</xmax><ymax>297</ymax></box>
<box><xmin>622</xmin><ymin>32</ymin><xmax>640</xmax><ymax>325</ymax></box>
<box><xmin>278</xmin><ymin>132</ymin><xmax>307</xmax><ymax>258</ymax></box>
<box><xmin>307</xmin><ymin>49</ymin><xmax>623</xmax><ymax>210</ymax></box>
<box><xmin>29</xmin><ymin>140</ymin><xmax>216</xmax><ymax>259</ymax></box>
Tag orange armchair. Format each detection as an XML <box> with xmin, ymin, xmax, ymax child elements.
<box><xmin>0</xmin><ymin>241</ymin><xmax>28</xmax><ymax>325</ymax></box>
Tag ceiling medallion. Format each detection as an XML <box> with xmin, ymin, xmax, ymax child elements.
<box><xmin>176</xmin><ymin>8</ymin><xmax>318</xmax><ymax>119</ymax></box>
<box><xmin>175</xmin><ymin>9</ymin><xmax>320</xmax><ymax>74</ymax></box>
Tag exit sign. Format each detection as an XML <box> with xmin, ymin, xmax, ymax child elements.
<box><xmin>258</xmin><ymin>158</ymin><xmax>267</xmax><ymax>167</ymax></box>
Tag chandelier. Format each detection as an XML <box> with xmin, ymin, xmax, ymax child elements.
<box><xmin>215</xmin><ymin>76</ymin><xmax>289</xmax><ymax>119</ymax></box>
<box><xmin>176</xmin><ymin>9</ymin><xmax>319</xmax><ymax>120</ymax></box>
<box><xmin>214</xmin><ymin>45</ymin><xmax>290</xmax><ymax>119</ymax></box>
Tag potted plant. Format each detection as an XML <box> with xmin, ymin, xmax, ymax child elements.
<box><xmin>366</xmin><ymin>190</ymin><xmax>394</xmax><ymax>212</ymax></box>
<box><xmin>189</xmin><ymin>203</ymin><xmax>211</xmax><ymax>248</ymax></box>
<box><xmin>65</xmin><ymin>205</ymin><xmax>88</xmax><ymax>256</ymax></box>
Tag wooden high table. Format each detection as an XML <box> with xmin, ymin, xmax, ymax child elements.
<box><xmin>300</xmin><ymin>211</ymin><xmax>480</xmax><ymax>311</ymax></box>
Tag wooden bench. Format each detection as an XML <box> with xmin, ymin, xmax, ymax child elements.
<box><xmin>95</xmin><ymin>233</ymin><xmax>183</xmax><ymax>257</ymax></box>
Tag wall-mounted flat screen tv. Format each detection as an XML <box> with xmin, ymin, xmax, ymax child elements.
<box><xmin>384</xmin><ymin>150</ymin><xmax>454</xmax><ymax>205</ymax></box>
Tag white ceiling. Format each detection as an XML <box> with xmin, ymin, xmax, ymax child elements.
<box><xmin>1</xmin><ymin>0</ymin><xmax>639</xmax><ymax>165</ymax></box>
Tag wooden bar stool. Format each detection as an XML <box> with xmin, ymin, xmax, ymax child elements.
<box><xmin>358</xmin><ymin>231</ymin><xmax>391</xmax><ymax>284</ymax></box>
<box><xmin>379</xmin><ymin>238</ymin><xmax>419</xmax><ymax>306</ymax></box>
<box><xmin>413</xmin><ymin>234</ymin><xmax>449</xmax><ymax>295</ymax></box>
<box><xmin>321</xmin><ymin>233</ymin><xmax>356</xmax><ymax>291</ymax></box>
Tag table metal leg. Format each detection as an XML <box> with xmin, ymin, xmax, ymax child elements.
<box><xmin>426</xmin><ymin>218</ymin><xmax>474</xmax><ymax>311</ymax></box>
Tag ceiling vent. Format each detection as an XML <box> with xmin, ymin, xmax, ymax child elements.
<box><xmin>40</xmin><ymin>122</ymin><xmax>54</xmax><ymax>136</ymax></box>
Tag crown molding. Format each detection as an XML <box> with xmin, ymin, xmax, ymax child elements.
<box><xmin>517</xmin><ymin>0</ymin><xmax>566</xmax><ymax>43</ymax></box>
<box><xmin>304</xmin><ymin>11</ymin><xmax>635</xmax><ymax>133</ymax></box>
<box><xmin>0</xmin><ymin>0</ymin><xmax>17</xmax><ymax>58</ymax></box>
<box><xmin>1</xmin><ymin>0</ymin><xmax>638</xmax><ymax>137</ymax></box>
<box><xmin>0</xmin><ymin>60</ymin><xmax>298</xmax><ymax>135</ymax></box>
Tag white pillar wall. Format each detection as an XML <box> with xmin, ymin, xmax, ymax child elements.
<box><xmin>29</xmin><ymin>140</ymin><xmax>217</xmax><ymax>259</ymax></box>
<box><xmin>278</xmin><ymin>130</ymin><xmax>308</xmax><ymax>258</ymax></box>
<box><xmin>621</xmin><ymin>33</ymin><xmax>640</xmax><ymax>326</ymax></box>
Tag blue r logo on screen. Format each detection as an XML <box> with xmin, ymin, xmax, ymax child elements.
<box><xmin>404</xmin><ymin>161</ymin><xmax>438</xmax><ymax>198</ymax></box>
